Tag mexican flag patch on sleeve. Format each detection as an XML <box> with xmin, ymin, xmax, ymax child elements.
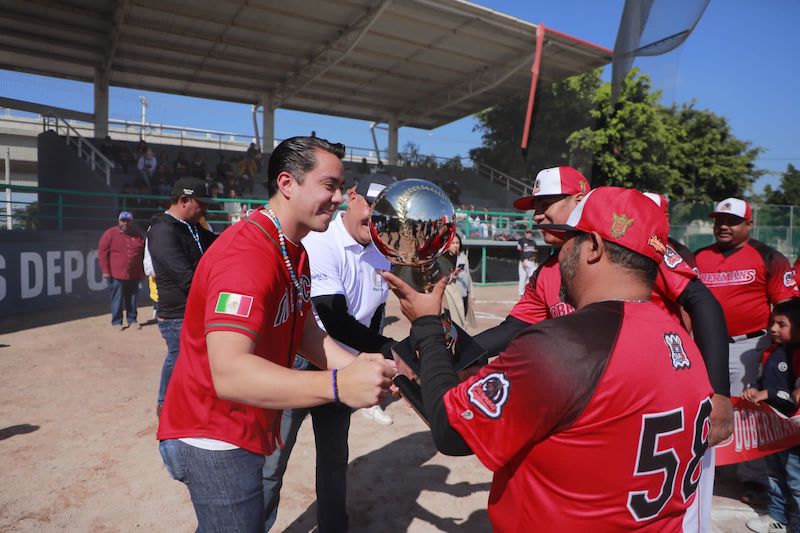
<box><xmin>214</xmin><ymin>292</ymin><xmax>254</xmax><ymax>317</ymax></box>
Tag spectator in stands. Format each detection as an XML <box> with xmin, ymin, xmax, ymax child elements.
<box><xmin>215</xmin><ymin>152</ymin><xmax>232</xmax><ymax>180</ymax></box>
<box><xmin>173</xmin><ymin>151</ymin><xmax>190</xmax><ymax>178</ymax></box>
<box><xmin>118</xmin><ymin>182</ymin><xmax>134</xmax><ymax>211</ymax></box>
<box><xmin>100</xmin><ymin>135</ymin><xmax>126</xmax><ymax>173</ymax></box>
<box><xmin>153</xmin><ymin>173</ymin><xmax>172</xmax><ymax>198</ymax></box>
<box><xmin>158</xmin><ymin>151</ymin><xmax>171</xmax><ymax>172</ymax></box>
<box><xmin>137</xmin><ymin>148</ymin><xmax>157</xmax><ymax>188</ymax></box>
<box><xmin>136</xmin><ymin>139</ymin><xmax>149</xmax><ymax>157</ymax></box>
<box><xmin>98</xmin><ymin>211</ymin><xmax>146</xmax><ymax>331</ymax></box>
<box><xmin>358</xmin><ymin>157</ymin><xmax>369</xmax><ymax>174</ymax></box>
<box><xmin>223</xmin><ymin>187</ymin><xmax>243</xmax><ymax>224</ymax></box>
<box><xmin>189</xmin><ymin>153</ymin><xmax>207</xmax><ymax>179</ymax></box>
<box><xmin>240</xmin><ymin>142</ymin><xmax>261</xmax><ymax>177</ymax></box>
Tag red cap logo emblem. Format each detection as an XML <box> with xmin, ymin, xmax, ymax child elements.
<box><xmin>610</xmin><ymin>213</ymin><xmax>634</xmax><ymax>238</ymax></box>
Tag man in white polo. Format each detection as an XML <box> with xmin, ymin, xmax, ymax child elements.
<box><xmin>263</xmin><ymin>173</ymin><xmax>398</xmax><ymax>532</ymax></box>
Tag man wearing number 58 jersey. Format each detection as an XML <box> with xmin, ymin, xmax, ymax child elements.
<box><xmin>383</xmin><ymin>187</ymin><xmax>713</xmax><ymax>531</ymax></box>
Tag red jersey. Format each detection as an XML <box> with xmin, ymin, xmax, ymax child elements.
<box><xmin>444</xmin><ymin>301</ymin><xmax>713</xmax><ymax>531</ymax></box>
<box><xmin>509</xmin><ymin>255</ymin><xmax>573</xmax><ymax>323</ymax></box>
<box><xmin>157</xmin><ymin>210</ymin><xmax>312</xmax><ymax>455</ymax></box>
<box><xmin>510</xmin><ymin>245</ymin><xmax>697</xmax><ymax>325</ymax></box>
<box><xmin>695</xmin><ymin>239</ymin><xmax>798</xmax><ymax>337</ymax></box>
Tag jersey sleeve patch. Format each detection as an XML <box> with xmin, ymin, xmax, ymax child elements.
<box><xmin>467</xmin><ymin>372</ymin><xmax>511</xmax><ymax>419</ymax></box>
<box><xmin>215</xmin><ymin>292</ymin><xmax>254</xmax><ymax>317</ymax></box>
<box><xmin>784</xmin><ymin>270</ymin><xmax>797</xmax><ymax>288</ymax></box>
<box><xmin>664</xmin><ymin>332</ymin><xmax>691</xmax><ymax>370</ymax></box>
<box><xmin>663</xmin><ymin>246</ymin><xmax>684</xmax><ymax>270</ymax></box>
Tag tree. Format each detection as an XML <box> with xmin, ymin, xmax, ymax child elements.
<box><xmin>567</xmin><ymin>69</ymin><xmax>762</xmax><ymax>201</ymax></box>
<box><xmin>469</xmin><ymin>70</ymin><xmax>601</xmax><ymax>180</ymax></box>
<box><xmin>398</xmin><ymin>141</ymin><xmax>438</xmax><ymax>169</ymax></box>
<box><xmin>567</xmin><ymin>69</ymin><xmax>681</xmax><ymax>193</ymax></box>
<box><xmin>764</xmin><ymin>164</ymin><xmax>800</xmax><ymax>206</ymax></box>
<box><xmin>669</xmin><ymin>103</ymin><xmax>763</xmax><ymax>201</ymax></box>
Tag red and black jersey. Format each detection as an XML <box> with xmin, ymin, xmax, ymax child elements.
<box><xmin>157</xmin><ymin>209</ymin><xmax>312</xmax><ymax>455</ymax></box>
<box><xmin>444</xmin><ymin>301</ymin><xmax>713</xmax><ymax>531</ymax></box>
<box><xmin>508</xmin><ymin>255</ymin><xmax>573</xmax><ymax>323</ymax></box>
<box><xmin>695</xmin><ymin>239</ymin><xmax>798</xmax><ymax>337</ymax></box>
<box><xmin>510</xmin><ymin>245</ymin><xmax>698</xmax><ymax>326</ymax></box>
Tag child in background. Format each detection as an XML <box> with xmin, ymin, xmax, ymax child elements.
<box><xmin>745</xmin><ymin>298</ymin><xmax>800</xmax><ymax>533</ymax></box>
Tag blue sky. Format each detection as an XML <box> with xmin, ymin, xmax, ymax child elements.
<box><xmin>1</xmin><ymin>0</ymin><xmax>797</xmax><ymax>193</ymax></box>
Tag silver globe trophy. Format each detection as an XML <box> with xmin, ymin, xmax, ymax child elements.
<box><xmin>369</xmin><ymin>179</ymin><xmax>486</xmax><ymax>422</ymax></box>
<box><xmin>369</xmin><ymin>179</ymin><xmax>455</xmax><ymax>292</ymax></box>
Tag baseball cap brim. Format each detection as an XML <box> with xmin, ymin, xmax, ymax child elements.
<box><xmin>513</xmin><ymin>192</ymin><xmax>569</xmax><ymax>212</ymax></box>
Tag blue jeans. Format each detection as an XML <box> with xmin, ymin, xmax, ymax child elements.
<box><xmin>157</xmin><ymin>318</ymin><xmax>183</xmax><ymax>407</ymax></box>
<box><xmin>110</xmin><ymin>278</ymin><xmax>139</xmax><ymax>325</ymax></box>
<box><xmin>263</xmin><ymin>356</ymin><xmax>352</xmax><ymax>532</ymax></box>
<box><xmin>159</xmin><ymin>439</ymin><xmax>265</xmax><ymax>533</ymax></box>
<box><xmin>766</xmin><ymin>448</ymin><xmax>800</xmax><ymax>530</ymax></box>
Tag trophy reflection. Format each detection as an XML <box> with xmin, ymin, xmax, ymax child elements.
<box><xmin>369</xmin><ymin>179</ymin><xmax>486</xmax><ymax>420</ymax></box>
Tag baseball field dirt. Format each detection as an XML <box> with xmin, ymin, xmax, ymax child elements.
<box><xmin>0</xmin><ymin>284</ymin><xmax>763</xmax><ymax>532</ymax></box>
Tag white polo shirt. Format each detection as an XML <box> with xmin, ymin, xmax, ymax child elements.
<box><xmin>302</xmin><ymin>211</ymin><xmax>391</xmax><ymax>354</ymax></box>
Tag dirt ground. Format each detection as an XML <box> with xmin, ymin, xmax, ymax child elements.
<box><xmin>0</xmin><ymin>284</ymin><xmax>764</xmax><ymax>532</ymax></box>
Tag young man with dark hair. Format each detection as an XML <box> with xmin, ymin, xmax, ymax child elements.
<box><xmin>156</xmin><ymin>136</ymin><xmax>394</xmax><ymax>532</ymax></box>
<box><xmin>262</xmin><ymin>172</ymin><xmax>397</xmax><ymax>532</ymax></box>
<box><xmin>383</xmin><ymin>187</ymin><xmax>714</xmax><ymax>530</ymax></box>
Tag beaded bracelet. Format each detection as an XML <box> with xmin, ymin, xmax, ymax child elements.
<box><xmin>331</xmin><ymin>369</ymin><xmax>340</xmax><ymax>403</ymax></box>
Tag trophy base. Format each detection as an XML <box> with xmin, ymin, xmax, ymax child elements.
<box><xmin>392</xmin><ymin>323</ymin><xmax>487</xmax><ymax>423</ymax></box>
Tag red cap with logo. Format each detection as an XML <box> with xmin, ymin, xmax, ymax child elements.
<box><xmin>643</xmin><ymin>192</ymin><xmax>669</xmax><ymax>217</ymax></box>
<box><xmin>513</xmin><ymin>166</ymin><xmax>590</xmax><ymax>211</ymax></box>
<box><xmin>710</xmin><ymin>197</ymin><xmax>752</xmax><ymax>222</ymax></box>
<box><xmin>538</xmin><ymin>186</ymin><xmax>670</xmax><ymax>263</ymax></box>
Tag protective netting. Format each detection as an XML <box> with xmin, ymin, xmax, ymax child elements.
<box><xmin>612</xmin><ymin>0</ymin><xmax>711</xmax><ymax>100</ymax></box>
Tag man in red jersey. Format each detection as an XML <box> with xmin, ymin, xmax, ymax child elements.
<box><xmin>474</xmin><ymin>168</ymin><xmax>730</xmax><ymax>447</ymax></box>
<box><xmin>384</xmin><ymin>187</ymin><xmax>713</xmax><ymax>531</ymax></box>
<box><xmin>695</xmin><ymin>198</ymin><xmax>798</xmax><ymax>396</ymax></box>
<box><xmin>156</xmin><ymin>137</ymin><xmax>395</xmax><ymax>532</ymax></box>
<box><xmin>695</xmin><ymin>198</ymin><xmax>798</xmax><ymax>505</ymax></box>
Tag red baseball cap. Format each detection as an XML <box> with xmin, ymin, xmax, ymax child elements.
<box><xmin>643</xmin><ymin>192</ymin><xmax>669</xmax><ymax>217</ymax></box>
<box><xmin>513</xmin><ymin>166</ymin><xmax>590</xmax><ymax>211</ymax></box>
<box><xmin>538</xmin><ymin>186</ymin><xmax>670</xmax><ymax>263</ymax></box>
<box><xmin>710</xmin><ymin>197</ymin><xmax>752</xmax><ymax>222</ymax></box>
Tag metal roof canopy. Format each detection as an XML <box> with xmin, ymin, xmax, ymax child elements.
<box><xmin>0</xmin><ymin>0</ymin><xmax>611</xmax><ymax>130</ymax></box>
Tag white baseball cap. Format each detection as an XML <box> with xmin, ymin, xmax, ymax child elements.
<box><xmin>711</xmin><ymin>198</ymin><xmax>752</xmax><ymax>222</ymax></box>
<box><xmin>514</xmin><ymin>166</ymin><xmax>590</xmax><ymax>211</ymax></box>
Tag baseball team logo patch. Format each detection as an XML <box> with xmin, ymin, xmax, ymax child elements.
<box><xmin>467</xmin><ymin>372</ymin><xmax>510</xmax><ymax>419</ymax></box>
<box><xmin>215</xmin><ymin>292</ymin><xmax>253</xmax><ymax>318</ymax></box>
<box><xmin>611</xmin><ymin>212</ymin><xmax>634</xmax><ymax>238</ymax></box>
<box><xmin>664</xmin><ymin>332</ymin><xmax>691</xmax><ymax>370</ymax></box>
<box><xmin>784</xmin><ymin>270</ymin><xmax>797</xmax><ymax>288</ymax></box>
<box><xmin>663</xmin><ymin>245</ymin><xmax>684</xmax><ymax>269</ymax></box>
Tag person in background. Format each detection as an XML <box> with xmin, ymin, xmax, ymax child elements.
<box><xmin>147</xmin><ymin>178</ymin><xmax>217</xmax><ymax>416</ymax></box>
<box><xmin>173</xmin><ymin>151</ymin><xmax>190</xmax><ymax>178</ymax></box>
<box><xmin>744</xmin><ymin>298</ymin><xmax>800</xmax><ymax>533</ymax></box>
<box><xmin>137</xmin><ymin>148</ymin><xmax>157</xmax><ymax>189</ymax></box>
<box><xmin>97</xmin><ymin>211</ymin><xmax>146</xmax><ymax>331</ymax></box>
<box><xmin>516</xmin><ymin>228</ymin><xmax>537</xmax><ymax>297</ymax></box>
<box><xmin>189</xmin><ymin>153</ymin><xmax>207</xmax><ymax>179</ymax></box>
<box><xmin>442</xmin><ymin>231</ymin><xmax>476</xmax><ymax>331</ymax></box>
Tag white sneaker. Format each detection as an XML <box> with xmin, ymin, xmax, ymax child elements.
<box><xmin>361</xmin><ymin>405</ymin><xmax>393</xmax><ymax>425</ymax></box>
<box><xmin>746</xmin><ymin>515</ymin><xmax>787</xmax><ymax>533</ymax></box>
